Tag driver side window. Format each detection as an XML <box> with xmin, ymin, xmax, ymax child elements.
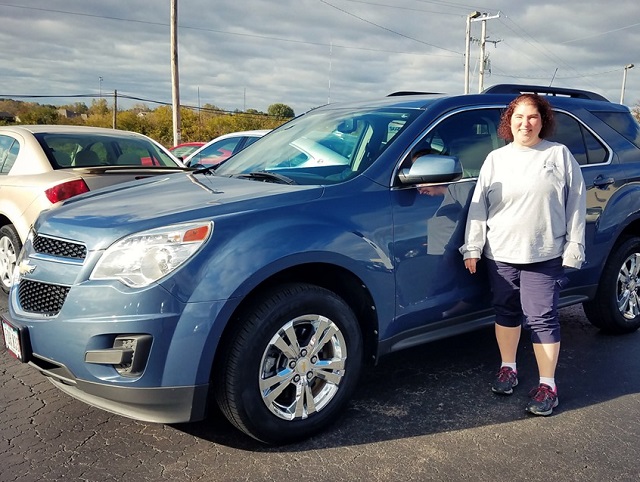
<box><xmin>411</xmin><ymin>109</ymin><xmax>504</xmax><ymax>178</ymax></box>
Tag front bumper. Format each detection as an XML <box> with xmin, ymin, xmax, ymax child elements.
<box><xmin>45</xmin><ymin>364</ymin><xmax>209</xmax><ymax>423</ymax></box>
<box><xmin>6</xmin><ymin>281</ymin><xmax>229</xmax><ymax>423</ymax></box>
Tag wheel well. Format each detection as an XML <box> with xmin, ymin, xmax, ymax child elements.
<box><xmin>602</xmin><ymin>221</ymin><xmax>640</xmax><ymax>273</ymax></box>
<box><xmin>0</xmin><ymin>214</ymin><xmax>11</xmax><ymax>229</ymax></box>
<box><xmin>211</xmin><ymin>263</ymin><xmax>379</xmax><ymax>382</ymax></box>
<box><xmin>619</xmin><ymin>220</ymin><xmax>640</xmax><ymax>240</ymax></box>
<box><xmin>590</xmin><ymin>220</ymin><xmax>640</xmax><ymax>283</ymax></box>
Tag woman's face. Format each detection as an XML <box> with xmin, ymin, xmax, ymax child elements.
<box><xmin>510</xmin><ymin>102</ymin><xmax>543</xmax><ymax>147</ymax></box>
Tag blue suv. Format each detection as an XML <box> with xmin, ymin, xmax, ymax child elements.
<box><xmin>4</xmin><ymin>84</ymin><xmax>640</xmax><ymax>444</ymax></box>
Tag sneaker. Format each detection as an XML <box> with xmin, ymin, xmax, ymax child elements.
<box><xmin>525</xmin><ymin>384</ymin><xmax>559</xmax><ymax>416</ymax></box>
<box><xmin>491</xmin><ymin>366</ymin><xmax>518</xmax><ymax>395</ymax></box>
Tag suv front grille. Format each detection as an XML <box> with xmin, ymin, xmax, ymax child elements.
<box><xmin>33</xmin><ymin>234</ymin><xmax>87</xmax><ymax>259</ymax></box>
<box><xmin>18</xmin><ymin>279</ymin><xmax>70</xmax><ymax>315</ymax></box>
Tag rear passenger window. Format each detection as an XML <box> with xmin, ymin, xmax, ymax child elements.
<box><xmin>0</xmin><ymin>135</ymin><xmax>19</xmax><ymax>174</ymax></box>
<box><xmin>549</xmin><ymin>112</ymin><xmax>608</xmax><ymax>165</ymax></box>
<box><xmin>592</xmin><ymin>111</ymin><xmax>640</xmax><ymax>149</ymax></box>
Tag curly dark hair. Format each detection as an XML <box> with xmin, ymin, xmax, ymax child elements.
<box><xmin>497</xmin><ymin>93</ymin><xmax>556</xmax><ymax>141</ymax></box>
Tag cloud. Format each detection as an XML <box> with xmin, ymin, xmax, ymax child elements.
<box><xmin>0</xmin><ymin>0</ymin><xmax>639</xmax><ymax>116</ymax></box>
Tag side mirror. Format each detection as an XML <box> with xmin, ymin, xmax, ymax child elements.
<box><xmin>398</xmin><ymin>155</ymin><xmax>463</xmax><ymax>185</ymax></box>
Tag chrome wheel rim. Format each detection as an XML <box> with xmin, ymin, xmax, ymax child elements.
<box><xmin>0</xmin><ymin>235</ymin><xmax>16</xmax><ymax>290</ymax></box>
<box><xmin>617</xmin><ymin>252</ymin><xmax>640</xmax><ymax>320</ymax></box>
<box><xmin>259</xmin><ymin>314</ymin><xmax>347</xmax><ymax>421</ymax></box>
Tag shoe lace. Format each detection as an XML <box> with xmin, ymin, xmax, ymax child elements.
<box><xmin>530</xmin><ymin>384</ymin><xmax>556</xmax><ymax>402</ymax></box>
<box><xmin>496</xmin><ymin>367</ymin><xmax>515</xmax><ymax>382</ymax></box>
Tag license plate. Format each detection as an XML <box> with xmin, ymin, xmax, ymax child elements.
<box><xmin>2</xmin><ymin>318</ymin><xmax>25</xmax><ymax>362</ymax></box>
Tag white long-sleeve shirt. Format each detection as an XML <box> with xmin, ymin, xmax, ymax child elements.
<box><xmin>460</xmin><ymin>139</ymin><xmax>586</xmax><ymax>268</ymax></box>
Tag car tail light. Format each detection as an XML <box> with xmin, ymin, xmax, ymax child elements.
<box><xmin>45</xmin><ymin>179</ymin><xmax>90</xmax><ymax>204</ymax></box>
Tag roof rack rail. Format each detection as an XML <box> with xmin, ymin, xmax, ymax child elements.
<box><xmin>483</xmin><ymin>84</ymin><xmax>608</xmax><ymax>102</ymax></box>
<box><xmin>387</xmin><ymin>91</ymin><xmax>442</xmax><ymax>97</ymax></box>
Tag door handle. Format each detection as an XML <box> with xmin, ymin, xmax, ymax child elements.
<box><xmin>593</xmin><ymin>175</ymin><xmax>614</xmax><ymax>188</ymax></box>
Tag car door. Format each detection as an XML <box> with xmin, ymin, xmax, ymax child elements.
<box><xmin>546</xmin><ymin>109</ymin><xmax>617</xmax><ymax>287</ymax></box>
<box><xmin>390</xmin><ymin>108</ymin><xmax>503</xmax><ymax>335</ymax></box>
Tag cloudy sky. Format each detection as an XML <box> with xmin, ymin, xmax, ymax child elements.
<box><xmin>1</xmin><ymin>0</ymin><xmax>639</xmax><ymax>116</ymax></box>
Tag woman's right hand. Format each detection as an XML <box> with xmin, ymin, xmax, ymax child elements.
<box><xmin>464</xmin><ymin>258</ymin><xmax>479</xmax><ymax>274</ymax></box>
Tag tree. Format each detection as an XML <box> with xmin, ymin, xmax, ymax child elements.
<box><xmin>89</xmin><ymin>98</ymin><xmax>110</xmax><ymax>116</ymax></box>
<box><xmin>20</xmin><ymin>105</ymin><xmax>59</xmax><ymax>124</ymax></box>
<box><xmin>59</xmin><ymin>102</ymin><xmax>89</xmax><ymax>115</ymax></box>
<box><xmin>267</xmin><ymin>103</ymin><xmax>295</xmax><ymax>119</ymax></box>
<box><xmin>632</xmin><ymin>103</ymin><xmax>640</xmax><ymax>123</ymax></box>
<box><xmin>145</xmin><ymin>105</ymin><xmax>174</xmax><ymax>146</ymax></box>
<box><xmin>0</xmin><ymin>97</ymin><xmax>291</xmax><ymax>145</ymax></box>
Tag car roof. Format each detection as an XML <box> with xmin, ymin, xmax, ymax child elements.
<box><xmin>0</xmin><ymin>125</ymin><xmax>154</xmax><ymax>137</ymax></box>
<box><xmin>183</xmin><ymin>130</ymin><xmax>271</xmax><ymax>165</ymax></box>
<box><xmin>308</xmin><ymin>83</ymin><xmax>623</xmax><ymax>114</ymax></box>
<box><xmin>171</xmin><ymin>142</ymin><xmax>205</xmax><ymax>148</ymax></box>
<box><xmin>206</xmin><ymin>129</ymin><xmax>271</xmax><ymax>141</ymax></box>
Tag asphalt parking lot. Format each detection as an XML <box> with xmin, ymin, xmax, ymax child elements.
<box><xmin>2</xmin><ymin>293</ymin><xmax>640</xmax><ymax>482</ymax></box>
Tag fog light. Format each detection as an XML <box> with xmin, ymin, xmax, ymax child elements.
<box><xmin>85</xmin><ymin>334</ymin><xmax>152</xmax><ymax>377</ymax></box>
<box><xmin>114</xmin><ymin>335</ymin><xmax>152</xmax><ymax>376</ymax></box>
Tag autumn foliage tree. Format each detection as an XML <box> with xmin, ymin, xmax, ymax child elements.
<box><xmin>0</xmin><ymin>98</ymin><xmax>295</xmax><ymax>147</ymax></box>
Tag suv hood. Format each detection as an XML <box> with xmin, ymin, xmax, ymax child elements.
<box><xmin>35</xmin><ymin>171</ymin><xmax>322</xmax><ymax>247</ymax></box>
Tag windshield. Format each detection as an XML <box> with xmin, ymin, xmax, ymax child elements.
<box><xmin>213</xmin><ymin>106</ymin><xmax>420</xmax><ymax>185</ymax></box>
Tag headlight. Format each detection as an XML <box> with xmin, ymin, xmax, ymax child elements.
<box><xmin>91</xmin><ymin>221</ymin><xmax>212</xmax><ymax>288</ymax></box>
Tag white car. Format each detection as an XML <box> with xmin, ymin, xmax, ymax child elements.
<box><xmin>184</xmin><ymin>130</ymin><xmax>270</xmax><ymax>167</ymax></box>
<box><xmin>0</xmin><ymin>125</ymin><xmax>187</xmax><ymax>293</ymax></box>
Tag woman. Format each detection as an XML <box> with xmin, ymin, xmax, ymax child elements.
<box><xmin>460</xmin><ymin>93</ymin><xmax>586</xmax><ymax>416</ymax></box>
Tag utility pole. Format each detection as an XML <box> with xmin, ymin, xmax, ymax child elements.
<box><xmin>621</xmin><ymin>63</ymin><xmax>635</xmax><ymax>104</ymax></box>
<box><xmin>478</xmin><ymin>18</ymin><xmax>487</xmax><ymax>93</ymax></box>
<box><xmin>476</xmin><ymin>13</ymin><xmax>500</xmax><ymax>93</ymax></box>
<box><xmin>112</xmin><ymin>90</ymin><xmax>117</xmax><ymax>129</ymax></box>
<box><xmin>328</xmin><ymin>40</ymin><xmax>333</xmax><ymax>104</ymax></box>
<box><xmin>464</xmin><ymin>11</ymin><xmax>480</xmax><ymax>94</ymax></box>
<box><xmin>465</xmin><ymin>12</ymin><xmax>500</xmax><ymax>94</ymax></box>
<box><xmin>170</xmin><ymin>0</ymin><xmax>181</xmax><ymax>146</ymax></box>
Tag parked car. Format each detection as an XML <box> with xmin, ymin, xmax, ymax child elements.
<box><xmin>5</xmin><ymin>85</ymin><xmax>640</xmax><ymax>445</ymax></box>
<box><xmin>184</xmin><ymin>130</ymin><xmax>270</xmax><ymax>167</ymax></box>
<box><xmin>0</xmin><ymin>125</ymin><xmax>188</xmax><ymax>292</ymax></box>
<box><xmin>169</xmin><ymin>142</ymin><xmax>205</xmax><ymax>159</ymax></box>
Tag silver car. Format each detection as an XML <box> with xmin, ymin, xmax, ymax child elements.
<box><xmin>0</xmin><ymin>125</ymin><xmax>187</xmax><ymax>293</ymax></box>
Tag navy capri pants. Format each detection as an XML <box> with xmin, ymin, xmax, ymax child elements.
<box><xmin>485</xmin><ymin>257</ymin><xmax>565</xmax><ymax>344</ymax></box>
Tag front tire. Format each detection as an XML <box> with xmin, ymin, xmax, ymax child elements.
<box><xmin>215</xmin><ymin>283</ymin><xmax>363</xmax><ymax>444</ymax></box>
<box><xmin>0</xmin><ymin>224</ymin><xmax>21</xmax><ymax>294</ymax></box>
<box><xmin>583</xmin><ymin>236</ymin><xmax>640</xmax><ymax>334</ymax></box>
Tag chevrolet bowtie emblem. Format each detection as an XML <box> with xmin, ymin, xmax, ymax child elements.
<box><xmin>17</xmin><ymin>260</ymin><xmax>36</xmax><ymax>276</ymax></box>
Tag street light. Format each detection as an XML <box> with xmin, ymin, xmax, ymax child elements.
<box><xmin>99</xmin><ymin>76</ymin><xmax>103</xmax><ymax>98</ymax></box>
<box><xmin>464</xmin><ymin>11</ymin><xmax>481</xmax><ymax>94</ymax></box>
<box><xmin>620</xmin><ymin>64</ymin><xmax>634</xmax><ymax>104</ymax></box>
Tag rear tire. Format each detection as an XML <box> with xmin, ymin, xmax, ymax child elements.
<box><xmin>0</xmin><ymin>224</ymin><xmax>21</xmax><ymax>294</ymax></box>
<box><xmin>583</xmin><ymin>236</ymin><xmax>640</xmax><ymax>334</ymax></box>
<box><xmin>214</xmin><ymin>283</ymin><xmax>363</xmax><ymax>444</ymax></box>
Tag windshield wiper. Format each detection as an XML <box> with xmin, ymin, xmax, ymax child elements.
<box><xmin>237</xmin><ymin>171</ymin><xmax>296</xmax><ymax>185</ymax></box>
<box><xmin>192</xmin><ymin>164</ymin><xmax>219</xmax><ymax>175</ymax></box>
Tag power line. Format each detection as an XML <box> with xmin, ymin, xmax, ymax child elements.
<box><xmin>0</xmin><ymin>92</ymin><xmax>286</xmax><ymax>119</ymax></box>
<box><xmin>339</xmin><ymin>0</ymin><xmax>463</xmax><ymax>15</ymax></box>
<box><xmin>561</xmin><ymin>21</ymin><xmax>640</xmax><ymax>44</ymax></box>
<box><xmin>318</xmin><ymin>0</ymin><xmax>463</xmax><ymax>55</ymax></box>
<box><xmin>492</xmin><ymin>14</ymin><xmax>605</xmax><ymax>92</ymax></box>
<box><xmin>0</xmin><ymin>2</ymin><xmax>457</xmax><ymax>58</ymax></box>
